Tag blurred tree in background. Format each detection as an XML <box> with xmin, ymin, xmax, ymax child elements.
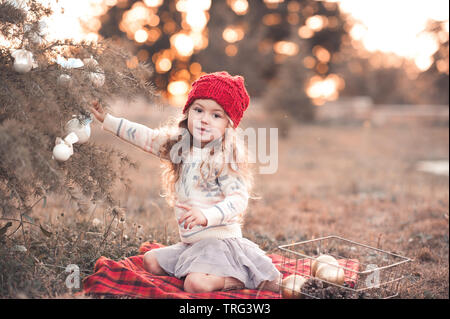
<box><xmin>416</xmin><ymin>20</ymin><xmax>449</xmax><ymax>105</ymax></box>
<box><xmin>98</xmin><ymin>0</ymin><xmax>349</xmax><ymax>123</ymax></box>
<box><xmin>97</xmin><ymin>0</ymin><xmax>449</xmax><ymax>116</ymax></box>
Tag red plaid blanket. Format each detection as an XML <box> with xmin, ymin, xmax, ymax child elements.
<box><xmin>81</xmin><ymin>242</ymin><xmax>359</xmax><ymax>299</ymax></box>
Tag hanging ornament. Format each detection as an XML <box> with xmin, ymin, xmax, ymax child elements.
<box><xmin>57</xmin><ymin>74</ymin><xmax>72</xmax><ymax>88</ymax></box>
<box><xmin>52</xmin><ymin>133</ymin><xmax>79</xmax><ymax>162</ymax></box>
<box><xmin>56</xmin><ymin>55</ymin><xmax>84</xmax><ymax>69</ymax></box>
<box><xmin>24</xmin><ymin>21</ymin><xmax>48</xmax><ymax>45</ymax></box>
<box><xmin>83</xmin><ymin>57</ymin><xmax>105</xmax><ymax>88</ymax></box>
<box><xmin>11</xmin><ymin>49</ymin><xmax>34</xmax><ymax>73</ymax></box>
<box><xmin>65</xmin><ymin>114</ymin><xmax>93</xmax><ymax>144</ymax></box>
<box><xmin>88</xmin><ymin>72</ymin><xmax>105</xmax><ymax>88</ymax></box>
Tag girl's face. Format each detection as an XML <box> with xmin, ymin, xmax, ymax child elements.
<box><xmin>187</xmin><ymin>99</ymin><xmax>230</xmax><ymax>147</ymax></box>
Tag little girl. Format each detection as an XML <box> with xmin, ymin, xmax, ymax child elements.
<box><xmin>90</xmin><ymin>71</ymin><xmax>281</xmax><ymax>293</ymax></box>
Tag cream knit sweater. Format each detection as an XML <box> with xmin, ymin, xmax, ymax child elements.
<box><xmin>102</xmin><ymin>114</ymin><xmax>249</xmax><ymax>243</ymax></box>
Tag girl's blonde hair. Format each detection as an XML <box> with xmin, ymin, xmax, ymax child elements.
<box><xmin>158</xmin><ymin>107</ymin><xmax>255</xmax><ymax>207</ymax></box>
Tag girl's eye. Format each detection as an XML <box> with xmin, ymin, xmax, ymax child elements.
<box><xmin>214</xmin><ymin>114</ymin><xmax>222</xmax><ymax>119</ymax></box>
<box><xmin>194</xmin><ymin>108</ymin><xmax>202</xmax><ymax>113</ymax></box>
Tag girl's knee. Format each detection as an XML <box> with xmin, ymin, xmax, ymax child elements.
<box><xmin>184</xmin><ymin>273</ymin><xmax>225</xmax><ymax>293</ymax></box>
<box><xmin>143</xmin><ymin>251</ymin><xmax>166</xmax><ymax>275</ymax></box>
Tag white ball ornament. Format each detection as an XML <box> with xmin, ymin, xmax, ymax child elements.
<box><xmin>311</xmin><ymin>254</ymin><xmax>340</xmax><ymax>277</ymax></box>
<box><xmin>52</xmin><ymin>133</ymin><xmax>79</xmax><ymax>162</ymax></box>
<box><xmin>57</xmin><ymin>74</ymin><xmax>72</xmax><ymax>88</ymax></box>
<box><xmin>281</xmin><ymin>275</ymin><xmax>307</xmax><ymax>299</ymax></box>
<box><xmin>52</xmin><ymin>143</ymin><xmax>72</xmax><ymax>162</ymax></box>
<box><xmin>315</xmin><ymin>264</ymin><xmax>345</xmax><ymax>285</ymax></box>
<box><xmin>11</xmin><ymin>49</ymin><xmax>34</xmax><ymax>73</ymax></box>
<box><xmin>88</xmin><ymin>72</ymin><xmax>105</xmax><ymax>88</ymax></box>
<box><xmin>83</xmin><ymin>57</ymin><xmax>105</xmax><ymax>88</ymax></box>
<box><xmin>65</xmin><ymin>115</ymin><xmax>92</xmax><ymax>144</ymax></box>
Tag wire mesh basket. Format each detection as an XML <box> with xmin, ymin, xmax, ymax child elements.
<box><xmin>277</xmin><ymin>235</ymin><xmax>412</xmax><ymax>299</ymax></box>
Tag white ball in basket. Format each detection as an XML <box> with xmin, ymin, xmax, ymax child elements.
<box><xmin>65</xmin><ymin>116</ymin><xmax>92</xmax><ymax>144</ymax></box>
<box><xmin>281</xmin><ymin>275</ymin><xmax>307</xmax><ymax>299</ymax></box>
<box><xmin>315</xmin><ymin>264</ymin><xmax>345</xmax><ymax>285</ymax></box>
<box><xmin>311</xmin><ymin>254</ymin><xmax>339</xmax><ymax>277</ymax></box>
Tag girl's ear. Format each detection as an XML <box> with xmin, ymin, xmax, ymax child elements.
<box><xmin>227</xmin><ymin>117</ymin><xmax>234</xmax><ymax>128</ymax></box>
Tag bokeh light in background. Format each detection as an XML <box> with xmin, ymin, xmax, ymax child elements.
<box><xmin>17</xmin><ymin>0</ymin><xmax>449</xmax><ymax>106</ymax></box>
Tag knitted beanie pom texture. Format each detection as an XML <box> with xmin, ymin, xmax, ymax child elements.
<box><xmin>183</xmin><ymin>71</ymin><xmax>250</xmax><ymax>128</ymax></box>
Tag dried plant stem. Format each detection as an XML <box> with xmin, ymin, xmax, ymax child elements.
<box><xmin>100</xmin><ymin>213</ymin><xmax>116</xmax><ymax>247</ymax></box>
<box><xmin>0</xmin><ymin>217</ymin><xmax>37</xmax><ymax>228</ymax></box>
<box><xmin>72</xmin><ymin>203</ymin><xmax>98</xmax><ymax>251</ymax></box>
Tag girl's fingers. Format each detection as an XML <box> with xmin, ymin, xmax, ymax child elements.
<box><xmin>188</xmin><ymin>218</ymin><xmax>198</xmax><ymax>229</ymax></box>
<box><xmin>186</xmin><ymin>216</ymin><xmax>198</xmax><ymax>229</ymax></box>
<box><xmin>183</xmin><ymin>215</ymin><xmax>195</xmax><ymax>229</ymax></box>
<box><xmin>178</xmin><ymin>211</ymin><xmax>191</xmax><ymax>225</ymax></box>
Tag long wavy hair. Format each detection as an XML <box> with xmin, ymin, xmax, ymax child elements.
<box><xmin>158</xmin><ymin>107</ymin><xmax>255</xmax><ymax>207</ymax></box>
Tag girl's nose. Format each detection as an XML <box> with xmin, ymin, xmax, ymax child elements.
<box><xmin>200</xmin><ymin>114</ymin><xmax>209</xmax><ymax>124</ymax></box>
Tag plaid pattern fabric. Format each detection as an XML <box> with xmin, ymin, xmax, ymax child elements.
<box><xmin>81</xmin><ymin>242</ymin><xmax>359</xmax><ymax>299</ymax></box>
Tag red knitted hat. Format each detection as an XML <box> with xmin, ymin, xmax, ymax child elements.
<box><xmin>183</xmin><ymin>71</ymin><xmax>250</xmax><ymax>128</ymax></box>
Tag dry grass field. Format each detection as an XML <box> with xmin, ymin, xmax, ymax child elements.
<box><xmin>1</xmin><ymin>98</ymin><xmax>448</xmax><ymax>299</ymax></box>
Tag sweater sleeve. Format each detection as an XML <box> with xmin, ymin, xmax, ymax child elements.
<box><xmin>102</xmin><ymin>113</ymin><xmax>175</xmax><ymax>160</ymax></box>
<box><xmin>200</xmin><ymin>165</ymin><xmax>250</xmax><ymax>227</ymax></box>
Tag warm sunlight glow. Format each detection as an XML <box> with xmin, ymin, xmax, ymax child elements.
<box><xmin>222</xmin><ymin>26</ymin><xmax>245</xmax><ymax>43</ymax></box>
<box><xmin>156</xmin><ymin>57</ymin><xmax>172</xmax><ymax>73</ymax></box>
<box><xmin>332</xmin><ymin>0</ymin><xmax>449</xmax><ymax>71</ymax></box>
<box><xmin>143</xmin><ymin>0</ymin><xmax>163</xmax><ymax>7</ymax></box>
<box><xmin>168</xmin><ymin>80</ymin><xmax>189</xmax><ymax>98</ymax></box>
<box><xmin>171</xmin><ymin>33</ymin><xmax>195</xmax><ymax>57</ymax></box>
<box><xmin>306</xmin><ymin>74</ymin><xmax>345</xmax><ymax>104</ymax></box>
<box><xmin>176</xmin><ymin>0</ymin><xmax>211</xmax><ymax>12</ymax></box>
<box><xmin>298</xmin><ymin>26</ymin><xmax>314</xmax><ymax>39</ymax></box>
<box><xmin>185</xmin><ymin>10</ymin><xmax>208</xmax><ymax>32</ymax></box>
<box><xmin>134</xmin><ymin>29</ymin><xmax>148</xmax><ymax>43</ymax></box>
<box><xmin>37</xmin><ymin>0</ymin><xmax>112</xmax><ymax>42</ymax></box>
<box><xmin>227</xmin><ymin>0</ymin><xmax>249</xmax><ymax>15</ymax></box>
<box><xmin>306</xmin><ymin>15</ymin><xmax>327</xmax><ymax>32</ymax></box>
<box><xmin>274</xmin><ymin>41</ymin><xmax>299</xmax><ymax>56</ymax></box>
<box><xmin>225</xmin><ymin>44</ymin><xmax>238</xmax><ymax>56</ymax></box>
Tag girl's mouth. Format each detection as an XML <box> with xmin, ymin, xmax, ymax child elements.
<box><xmin>196</xmin><ymin>127</ymin><xmax>210</xmax><ymax>134</ymax></box>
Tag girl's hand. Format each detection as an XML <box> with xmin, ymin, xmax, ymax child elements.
<box><xmin>90</xmin><ymin>100</ymin><xmax>106</xmax><ymax>123</ymax></box>
<box><xmin>177</xmin><ymin>205</ymin><xmax>207</xmax><ymax>229</ymax></box>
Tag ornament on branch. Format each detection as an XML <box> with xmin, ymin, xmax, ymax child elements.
<box><xmin>24</xmin><ymin>20</ymin><xmax>48</xmax><ymax>45</ymax></box>
<box><xmin>83</xmin><ymin>57</ymin><xmax>105</xmax><ymax>88</ymax></box>
<box><xmin>11</xmin><ymin>49</ymin><xmax>35</xmax><ymax>73</ymax></box>
<box><xmin>52</xmin><ymin>114</ymin><xmax>93</xmax><ymax>161</ymax></box>
<box><xmin>64</xmin><ymin>114</ymin><xmax>92</xmax><ymax>144</ymax></box>
<box><xmin>57</xmin><ymin>74</ymin><xmax>72</xmax><ymax>88</ymax></box>
<box><xmin>52</xmin><ymin>132</ymin><xmax>78</xmax><ymax>162</ymax></box>
<box><xmin>56</xmin><ymin>55</ymin><xmax>84</xmax><ymax>69</ymax></box>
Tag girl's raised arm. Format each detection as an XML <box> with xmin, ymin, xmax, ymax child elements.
<box><xmin>101</xmin><ymin>113</ymin><xmax>176</xmax><ymax>160</ymax></box>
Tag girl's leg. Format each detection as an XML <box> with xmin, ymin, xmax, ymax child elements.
<box><xmin>143</xmin><ymin>251</ymin><xmax>168</xmax><ymax>275</ymax></box>
<box><xmin>184</xmin><ymin>273</ymin><xmax>227</xmax><ymax>293</ymax></box>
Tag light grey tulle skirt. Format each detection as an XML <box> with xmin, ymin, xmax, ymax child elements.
<box><xmin>152</xmin><ymin>237</ymin><xmax>281</xmax><ymax>289</ymax></box>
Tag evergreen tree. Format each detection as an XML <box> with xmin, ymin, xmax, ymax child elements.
<box><xmin>0</xmin><ymin>0</ymin><xmax>157</xmax><ymax>232</ymax></box>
